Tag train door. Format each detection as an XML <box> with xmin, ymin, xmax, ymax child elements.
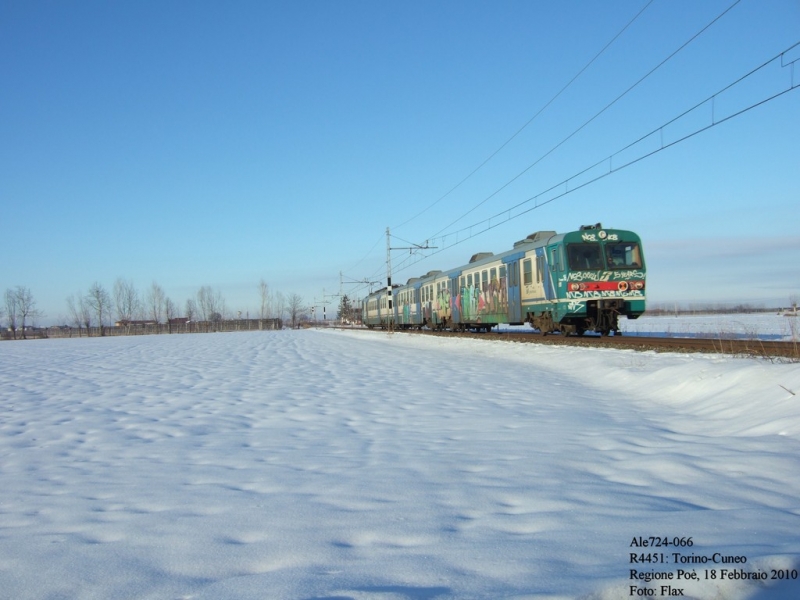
<box><xmin>545</xmin><ymin>244</ymin><xmax>560</xmax><ymax>300</ymax></box>
<box><xmin>504</xmin><ymin>255</ymin><xmax>522</xmax><ymax>324</ymax></box>
<box><xmin>413</xmin><ymin>283</ymin><xmax>422</xmax><ymax>326</ymax></box>
<box><xmin>449</xmin><ymin>273</ymin><xmax>461</xmax><ymax>324</ymax></box>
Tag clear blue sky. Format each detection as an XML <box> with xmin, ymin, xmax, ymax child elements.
<box><xmin>2</xmin><ymin>0</ymin><xmax>798</xmax><ymax>324</ymax></box>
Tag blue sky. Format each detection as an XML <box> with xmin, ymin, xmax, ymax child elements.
<box><xmin>2</xmin><ymin>0</ymin><xmax>798</xmax><ymax>324</ymax></box>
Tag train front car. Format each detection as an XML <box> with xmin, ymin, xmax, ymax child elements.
<box><xmin>555</xmin><ymin>224</ymin><xmax>646</xmax><ymax>335</ymax></box>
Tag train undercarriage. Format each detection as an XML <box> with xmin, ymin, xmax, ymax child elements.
<box><xmin>528</xmin><ymin>299</ymin><xmax>624</xmax><ymax>336</ymax></box>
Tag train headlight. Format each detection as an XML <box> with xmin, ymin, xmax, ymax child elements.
<box><xmin>618</xmin><ymin>281</ymin><xmax>629</xmax><ymax>292</ymax></box>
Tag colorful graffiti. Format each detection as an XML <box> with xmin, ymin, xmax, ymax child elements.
<box><xmin>456</xmin><ymin>277</ymin><xmax>508</xmax><ymax>322</ymax></box>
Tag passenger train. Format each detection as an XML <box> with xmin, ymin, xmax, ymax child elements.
<box><xmin>362</xmin><ymin>224</ymin><xmax>645</xmax><ymax>336</ymax></box>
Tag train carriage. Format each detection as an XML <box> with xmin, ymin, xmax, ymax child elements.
<box><xmin>362</xmin><ymin>224</ymin><xmax>646</xmax><ymax>335</ymax></box>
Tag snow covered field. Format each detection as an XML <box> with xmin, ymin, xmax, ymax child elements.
<box><xmin>619</xmin><ymin>312</ymin><xmax>799</xmax><ymax>341</ymax></box>
<box><xmin>1</xmin><ymin>328</ymin><xmax>799</xmax><ymax>599</ymax></box>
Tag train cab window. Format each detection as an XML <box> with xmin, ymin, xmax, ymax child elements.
<box><xmin>523</xmin><ymin>259</ymin><xmax>532</xmax><ymax>285</ymax></box>
<box><xmin>605</xmin><ymin>242</ymin><xmax>643</xmax><ymax>269</ymax></box>
<box><xmin>567</xmin><ymin>244</ymin><xmax>603</xmax><ymax>270</ymax></box>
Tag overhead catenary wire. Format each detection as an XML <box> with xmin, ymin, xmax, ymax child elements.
<box><xmin>429</xmin><ymin>0</ymin><xmax>744</xmax><ymax>243</ymax></box>
<box><xmin>391</xmin><ymin>0</ymin><xmax>657</xmax><ymax>232</ymax></box>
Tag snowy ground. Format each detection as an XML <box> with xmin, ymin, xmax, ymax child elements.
<box><xmin>1</xmin><ymin>328</ymin><xmax>799</xmax><ymax>599</ymax></box>
<box><xmin>619</xmin><ymin>312</ymin><xmax>799</xmax><ymax>341</ymax></box>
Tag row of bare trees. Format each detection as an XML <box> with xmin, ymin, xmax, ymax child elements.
<box><xmin>3</xmin><ymin>286</ymin><xmax>43</xmax><ymax>339</ymax></box>
<box><xmin>2</xmin><ymin>279</ymin><xmax>309</xmax><ymax>340</ymax></box>
<box><xmin>61</xmin><ymin>279</ymin><xmax>302</xmax><ymax>336</ymax></box>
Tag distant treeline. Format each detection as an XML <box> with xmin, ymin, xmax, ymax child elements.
<box><xmin>3</xmin><ymin>318</ymin><xmax>283</xmax><ymax>341</ymax></box>
<box><xmin>645</xmin><ymin>303</ymin><xmax>787</xmax><ymax>316</ymax></box>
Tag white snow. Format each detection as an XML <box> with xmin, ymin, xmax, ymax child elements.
<box><xmin>1</xmin><ymin>328</ymin><xmax>799</xmax><ymax>599</ymax></box>
<box><xmin>619</xmin><ymin>312</ymin><xmax>799</xmax><ymax>342</ymax></box>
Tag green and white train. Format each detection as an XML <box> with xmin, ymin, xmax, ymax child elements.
<box><xmin>362</xmin><ymin>224</ymin><xmax>646</xmax><ymax>336</ymax></box>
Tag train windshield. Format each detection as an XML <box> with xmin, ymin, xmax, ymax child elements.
<box><xmin>605</xmin><ymin>242</ymin><xmax>643</xmax><ymax>269</ymax></box>
<box><xmin>567</xmin><ymin>244</ymin><xmax>604</xmax><ymax>270</ymax></box>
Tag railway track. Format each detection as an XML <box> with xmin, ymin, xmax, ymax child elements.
<box><xmin>349</xmin><ymin>327</ymin><xmax>799</xmax><ymax>359</ymax></box>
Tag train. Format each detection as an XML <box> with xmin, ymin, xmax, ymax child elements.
<box><xmin>362</xmin><ymin>223</ymin><xmax>645</xmax><ymax>336</ymax></box>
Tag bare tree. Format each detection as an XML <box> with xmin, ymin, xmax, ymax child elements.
<box><xmin>146</xmin><ymin>282</ymin><xmax>166</xmax><ymax>324</ymax></box>
<box><xmin>197</xmin><ymin>286</ymin><xmax>225</xmax><ymax>327</ymax></box>
<box><xmin>164</xmin><ymin>297</ymin><xmax>177</xmax><ymax>332</ymax></box>
<box><xmin>66</xmin><ymin>294</ymin><xmax>83</xmax><ymax>336</ymax></box>
<box><xmin>67</xmin><ymin>292</ymin><xmax>93</xmax><ymax>336</ymax></box>
<box><xmin>4</xmin><ymin>288</ymin><xmax>18</xmax><ymax>339</ymax></box>
<box><xmin>197</xmin><ymin>286</ymin><xmax>211</xmax><ymax>322</ymax></box>
<box><xmin>259</xmin><ymin>279</ymin><xmax>271</xmax><ymax>320</ymax></box>
<box><xmin>286</xmin><ymin>293</ymin><xmax>305</xmax><ymax>328</ymax></box>
<box><xmin>85</xmin><ymin>282</ymin><xmax>111</xmax><ymax>336</ymax></box>
<box><xmin>13</xmin><ymin>286</ymin><xmax>42</xmax><ymax>339</ymax></box>
<box><xmin>114</xmin><ymin>278</ymin><xmax>140</xmax><ymax>330</ymax></box>
<box><xmin>79</xmin><ymin>294</ymin><xmax>93</xmax><ymax>334</ymax></box>
<box><xmin>185</xmin><ymin>298</ymin><xmax>196</xmax><ymax>322</ymax></box>
<box><xmin>275</xmin><ymin>291</ymin><xmax>286</xmax><ymax>326</ymax></box>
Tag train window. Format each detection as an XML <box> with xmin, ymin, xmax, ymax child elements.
<box><xmin>567</xmin><ymin>244</ymin><xmax>603</xmax><ymax>270</ymax></box>
<box><xmin>536</xmin><ymin>255</ymin><xmax>544</xmax><ymax>283</ymax></box>
<box><xmin>467</xmin><ymin>274</ymin><xmax>473</xmax><ymax>288</ymax></box>
<box><xmin>490</xmin><ymin>267</ymin><xmax>496</xmax><ymax>287</ymax></box>
<box><xmin>499</xmin><ymin>265</ymin><xmax>506</xmax><ymax>285</ymax></box>
<box><xmin>482</xmin><ymin>270</ymin><xmax>488</xmax><ymax>291</ymax></box>
<box><xmin>605</xmin><ymin>242</ymin><xmax>642</xmax><ymax>269</ymax></box>
<box><xmin>523</xmin><ymin>259</ymin><xmax>532</xmax><ymax>285</ymax></box>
